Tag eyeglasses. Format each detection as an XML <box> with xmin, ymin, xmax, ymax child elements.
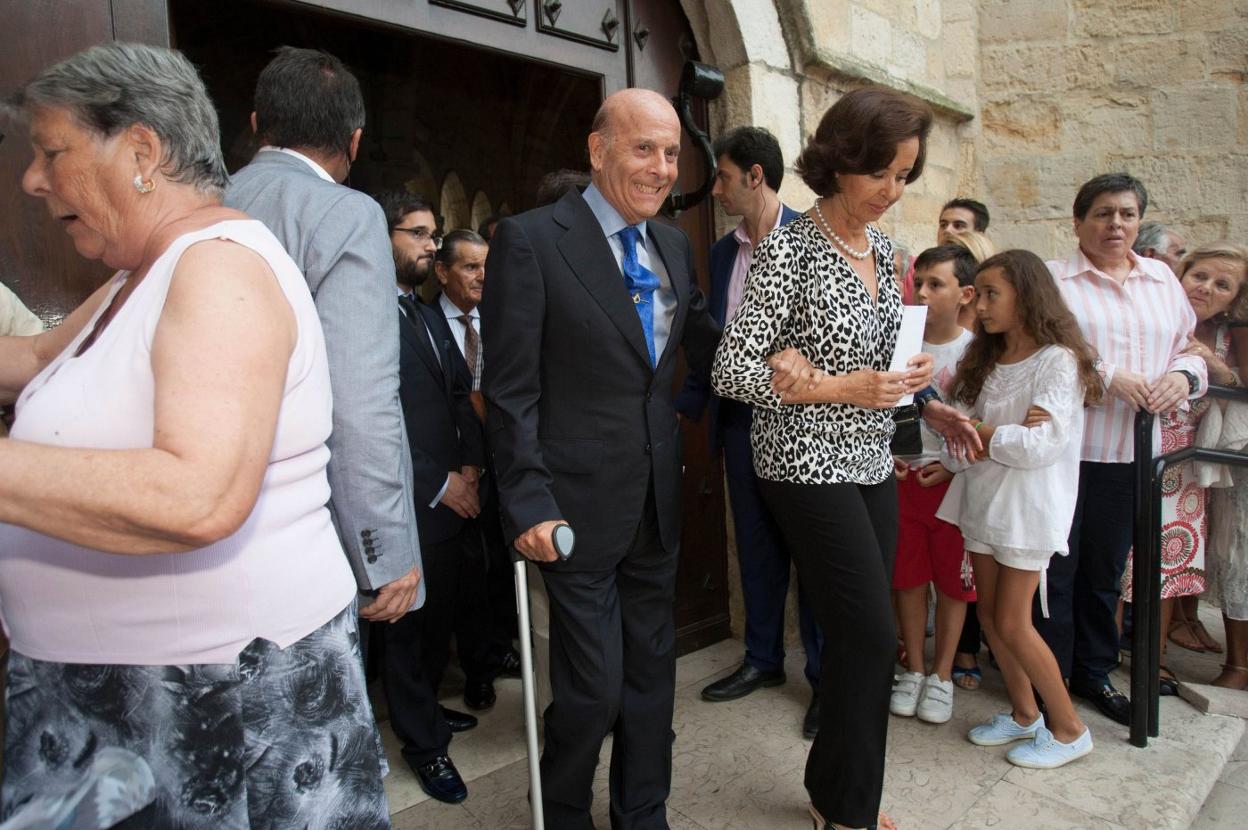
<box><xmin>393</xmin><ymin>227</ymin><xmax>441</xmax><ymax>246</ymax></box>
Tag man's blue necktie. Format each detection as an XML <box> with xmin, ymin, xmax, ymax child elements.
<box><xmin>617</xmin><ymin>225</ymin><xmax>661</xmax><ymax>367</ymax></box>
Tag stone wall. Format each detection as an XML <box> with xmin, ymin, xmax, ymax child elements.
<box><xmin>685</xmin><ymin>0</ymin><xmax>981</xmax><ymax>256</ymax></box>
<box><xmin>977</xmin><ymin>0</ymin><xmax>1248</xmax><ymax>258</ymax></box>
<box><xmin>683</xmin><ymin>0</ymin><xmax>1248</xmax><ymax>647</ymax></box>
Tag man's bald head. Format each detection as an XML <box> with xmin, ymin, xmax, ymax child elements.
<box><xmin>587</xmin><ymin>88</ymin><xmax>682</xmax><ymax>225</ymax></box>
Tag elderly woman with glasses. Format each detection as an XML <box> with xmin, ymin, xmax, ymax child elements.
<box><xmin>0</xmin><ymin>43</ymin><xmax>389</xmax><ymax>827</ymax></box>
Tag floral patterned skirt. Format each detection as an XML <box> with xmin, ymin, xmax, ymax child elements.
<box><xmin>1</xmin><ymin>603</ymin><xmax>391</xmax><ymax>829</ymax></box>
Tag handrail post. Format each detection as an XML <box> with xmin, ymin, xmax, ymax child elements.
<box><xmin>1130</xmin><ymin>409</ymin><xmax>1155</xmax><ymax>747</ymax></box>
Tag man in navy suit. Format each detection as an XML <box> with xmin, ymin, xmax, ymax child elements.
<box><xmin>372</xmin><ymin>190</ymin><xmax>488</xmax><ymax>805</ymax></box>
<box><xmin>676</xmin><ymin>127</ymin><xmax>824</xmax><ymax>737</ymax></box>
<box><xmin>482</xmin><ymin>88</ymin><xmax>720</xmax><ymax>829</ymax></box>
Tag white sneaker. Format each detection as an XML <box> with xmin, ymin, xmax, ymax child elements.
<box><xmin>916</xmin><ymin>674</ymin><xmax>954</xmax><ymax>724</ymax></box>
<box><xmin>968</xmin><ymin>712</ymin><xmax>1045</xmax><ymax>746</ymax></box>
<box><xmin>1006</xmin><ymin>726</ymin><xmax>1093</xmax><ymax>769</ymax></box>
<box><xmin>890</xmin><ymin>671</ymin><xmax>924</xmax><ymax>717</ymax></box>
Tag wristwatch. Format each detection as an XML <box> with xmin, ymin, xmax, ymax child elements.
<box><xmin>1176</xmin><ymin>369</ymin><xmax>1200</xmax><ymax>396</ymax></box>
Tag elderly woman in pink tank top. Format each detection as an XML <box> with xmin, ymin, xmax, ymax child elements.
<box><xmin>0</xmin><ymin>44</ymin><xmax>390</xmax><ymax>828</ymax></box>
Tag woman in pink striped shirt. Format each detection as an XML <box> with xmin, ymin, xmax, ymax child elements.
<box><xmin>1038</xmin><ymin>173</ymin><xmax>1207</xmax><ymax>727</ymax></box>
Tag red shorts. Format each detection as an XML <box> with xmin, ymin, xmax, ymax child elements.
<box><xmin>892</xmin><ymin>473</ymin><xmax>976</xmax><ymax>601</ymax></box>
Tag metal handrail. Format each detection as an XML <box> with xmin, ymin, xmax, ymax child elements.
<box><xmin>1130</xmin><ymin>384</ymin><xmax>1248</xmax><ymax>747</ymax></box>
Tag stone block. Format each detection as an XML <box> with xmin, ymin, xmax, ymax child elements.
<box><xmin>1240</xmin><ymin>86</ymin><xmax>1248</xmax><ymax>146</ymax></box>
<box><xmin>916</xmin><ymin>0</ymin><xmax>942</xmax><ymax>34</ymax></box>
<box><xmin>938</xmin><ymin>18</ymin><xmax>979</xmax><ymax>79</ymax></box>
<box><xmin>849</xmin><ymin>4</ymin><xmax>894</xmax><ymax>72</ymax></box>
<box><xmin>1177</xmin><ymin>0</ymin><xmax>1241</xmax><ymax>31</ymax></box>
<box><xmin>980</xmin><ymin>152</ymin><xmax>1099</xmax><ymax>223</ymax></box>
<box><xmin>1208</xmin><ymin>28</ymin><xmax>1248</xmax><ymax>81</ymax></box>
<box><xmin>981</xmin><ymin>96</ymin><xmax>1063</xmax><ymax>152</ymax></box>
<box><xmin>1152</xmin><ymin>84</ymin><xmax>1238</xmax><ymax>151</ymax></box>
<box><xmin>1181</xmin><ymin>216</ymin><xmax>1230</xmax><ymax>246</ymax></box>
<box><xmin>942</xmin><ymin>0</ymin><xmax>976</xmax><ymax>24</ymax></box>
<box><xmin>1058</xmin><ymin>91</ymin><xmax>1152</xmax><ymax>155</ymax></box>
<box><xmin>988</xmin><ymin>218</ymin><xmax>1076</xmax><ymax>261</ymax></box>
<box><xmin>803</xmin><ymin>0</ymin><xmax>853</xmax><ymax>57</ymax></box>
<box><xmin>1072</xmin><ymin>0</ymin><xmax>1176</xmax><ymax>38</ymax></box>
<box><xmin>749</xmin><ymin>67</ymin><xmax>805</xmax><ymax>168</ymax></box>
<box><xmin>893</xmin><ymin>28</ymin><xmax>929</xmax><ymax>85</ymax></box>
<box><xmin>856</xmin><ymin>0</ymin><xmax>918</xmax><ymax>30</ymax></box>
<box><xmin>1111</xmin><ymin>35</ymin><xmax>1209</xmax><ymax>87</ymax></box>
<box><xmin>1105</xmin><ymin>152</ymin><xmax>1246</xmax><ymax>220</ymax></box>
<box><xmin>701</xmin><ymin>0</ymin><xmax>748</xmax><ymax>70</ymax></box>
<box><xmin>724</xmin><ymin>0</ymin><xmax>790</xmax><ymax>70</ymax></box>
<box><xmin>979</xmin><ymin>0</ymin><xmax>1070</xmax><ymax>43</ymax></box>
<box><xmin>981</xmin><ymin>43</ymin><xmax>1067</xmax><ymax>92</ymax></box>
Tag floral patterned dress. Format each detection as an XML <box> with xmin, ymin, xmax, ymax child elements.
<box><xmin>1123</xmin><ymin>324</ymin><xmax>1231</xmax><ymax>600</ymax></box>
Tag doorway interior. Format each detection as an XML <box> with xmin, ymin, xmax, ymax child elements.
<box><xmin>170</xmin><ymin>0</ymin><xmax>601</xmax><ymax>229</ymax></box>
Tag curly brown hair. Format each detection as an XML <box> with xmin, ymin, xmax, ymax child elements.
<box><xmin>951</xmin><ymin>250</ymin><xmax>1104</xmax><ymax>408</ymax></box>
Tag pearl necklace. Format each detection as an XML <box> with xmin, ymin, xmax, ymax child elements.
<box><xmin>813</xmin><ymin>198</ymin><xmax>872</xmax><ymax>260</ymax></box>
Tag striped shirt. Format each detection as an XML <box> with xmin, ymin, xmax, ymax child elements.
<box><xmin>1048</xmin><ymin>248</ymin><xmax>1206</xmax><ymax>463</ymax></box>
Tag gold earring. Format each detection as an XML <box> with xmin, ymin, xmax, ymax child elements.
<box><xmin>133</xmin><ymin>174</ymin><xmax>155</xmax><ymax>194</ymax></box>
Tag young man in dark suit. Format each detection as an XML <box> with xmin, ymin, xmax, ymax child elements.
<box><xmin>373</xmin><ymin>190</ymin><xmax>488</xmax><ymax>805</ymax></box>
<box><xmin>481</xmin><ymin>88</ymin><xmax>721</xmax><ymax>829</ymax></box>
<box><xmin>676</xmin><ymin>127</ymin><xmax>824</xmax><ymax>738</ymax></box>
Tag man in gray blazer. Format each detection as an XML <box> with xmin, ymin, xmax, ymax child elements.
<box><xmin>225</xmin><ymin>46</ymin><xmax>422</xmax><ymax>619</ymax></box>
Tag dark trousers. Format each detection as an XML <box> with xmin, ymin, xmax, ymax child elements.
<box><xmin>540</xmin><ymin>491</ymin><xmax>676</xmax><ymax>830</ymax></box>
<box><xmin>760</xmin><ymin>476</ymin><xmax>898</xmax><ymax>829</ymax></box>
<box><xmin>1035</xmin><ymin>461</ymin><xmax>1135</xmax><ymax>688</ymax></box>
<box><xmin>382</xmin><ymin>527</ymin><xmax>490</xmax><ymax>766</ymax></box>
<box><xmin>479</xmin><ymin>476</ymin><xmax>519</xmax><ymax>667</ymax></box>
<box><xmin>721</xmin><ymin>406</ymin><xmax>823</xmax><ymax>685</ymax></box>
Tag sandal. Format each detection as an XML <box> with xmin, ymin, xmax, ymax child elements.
<box><xmin>952</xmin><ymin>665</ymin><xmax>982</xmax><ymax>691</ymax></box>
<box><xmin>1188</xmin><ymin>618</ymin><xmax>1224</xmax><ymax>653</ymax></box>
<box><xmin>1167</xmin><ymin>619</ymin><xmax>1206</xmax><ymax>653</ymax></box>
<box><xmin>1211</xmin><ymin>664</ymin><xmax>1248</xmax><ymax>691</ymax></box>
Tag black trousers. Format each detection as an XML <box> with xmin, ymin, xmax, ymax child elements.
<box><xmin>539</xmin><ymin>491</ymin><xmax>677</xmax><ymax>830</ymax></box>
<box><xmin>1035</xmin><ymin>461</ymin><xmax>1136</xmax><ymax>689</ymax></box>
<box><xmin>381</xmin><ymin>526</ymin><xmax>491</xmax><ymax>766</ymax></box>
<box><xmin>760</xmin><ymin>476</ymin><xmax>898</xmax><ymax>829</ymax></box>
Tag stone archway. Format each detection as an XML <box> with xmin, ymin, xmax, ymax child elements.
<box><xmin>439</xmin><ymin>172</ymin><xmax>470</xmax><ymax>232</ymax></box>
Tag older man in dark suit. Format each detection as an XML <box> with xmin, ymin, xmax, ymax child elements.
<box><xmin>481</xmin><ymin>88</ymin><xmax>720</xmax><ymax>829</ymax></box>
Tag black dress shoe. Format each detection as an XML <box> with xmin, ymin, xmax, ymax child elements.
<box><xmin>701</xmin><ymin>663</ymin><xmax>786</xmax><ymax>702</ymax></box>
<box><xmin>412</xmin><ymin>754</ymin><xmax>468</xmax><ymax>804</ymax></box>
<box><xmin>441</xmin><ymin>706</ymin><xmax>479</xmax><ymax>732</ymax></box>
<box><xmin>803</xmin><ymin>692</ymin><xmax>820</xmax><ymax>739</ymax></box>
<box><xmin>1072</xmin><ymin>681</ymin><xmax>1131</xmax><ymax>726</ymax></box>
<box><xmin>464</xmin><ymin>679</ymin><xmax>496</xmax><ymax>711</ymax></box>
<box><xmin>497</xmin><ymin>647</ymin><xmax>522</xmax><ymax>679</ymax></box>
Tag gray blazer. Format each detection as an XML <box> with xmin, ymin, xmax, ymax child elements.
<box><xmin>225</xmin><ymin>150</ymin><xmax>424</xmax><ymax>608</ymax></box>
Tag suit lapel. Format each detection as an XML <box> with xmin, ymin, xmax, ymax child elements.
<box><xmin>649</xmin><ymin>223</ymin><xmax>689</xmax><ymax>371</ymax></box>
<box><xmin>399</xmin><ymin>299</ymin><xmax>443</xmax><ymax>382</ymax></box>
<box><xmin>554</xmin><ymin>192</ymin><xmax>653</xmax><ymax>369</ymax></box>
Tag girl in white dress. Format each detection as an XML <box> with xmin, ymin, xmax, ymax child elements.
<box><xmin>937</xmin><ymin>250</ymin><xmax>1104</xmax><ymax>769</ymax></box>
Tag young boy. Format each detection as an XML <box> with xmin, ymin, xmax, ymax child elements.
<box><xmin>890</xmin><ymin>245</ymin><xmax>978</xmax><ymax>724</ymax></box>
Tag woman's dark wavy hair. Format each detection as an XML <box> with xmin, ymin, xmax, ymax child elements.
<box><xmin>795</xmin><ymin>86</ymin><xmax>933</xmax><ymax>196</ymax></box>
<box><xmin>950</xmin><ymin>250</ymin><xmax>1104</xmax><ymax>408</ymax></box>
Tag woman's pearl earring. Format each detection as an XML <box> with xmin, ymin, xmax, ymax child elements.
<box><xmin>133</xmin><ymin>174</ymin><xmax>155</xmax><ymax>194</ymax></box>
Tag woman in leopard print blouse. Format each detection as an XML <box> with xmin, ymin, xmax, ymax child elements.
<box><xmin>712</xmin><ymin>87</ymin><xmax>974</xmax><ymax>830</ymax></box>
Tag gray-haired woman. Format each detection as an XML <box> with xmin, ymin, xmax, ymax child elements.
<box><xmin>0</xmin><ymin>43</ymin><xmax>390</xmax><ymax>827</ymax></box>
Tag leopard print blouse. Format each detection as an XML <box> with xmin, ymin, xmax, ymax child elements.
<box><xmin>711</xmin><ymin>215</ymin><xmax>903</xmax><ymax>485</ymax></box>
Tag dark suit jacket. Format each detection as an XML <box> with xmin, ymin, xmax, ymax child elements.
<box><xmin>398</xmin><ymin>297</ymin><xmax>486</xmax><ymax>545</ymax></box>
<box><xmin>675</xmin><ymin>204</ymin><xmax>801</xmax><ymax>446</ymax></box>
<box><xmin>480</xmin><ymin>188</ymin><xmax>721</xmax><ymax>567</ymax></box>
